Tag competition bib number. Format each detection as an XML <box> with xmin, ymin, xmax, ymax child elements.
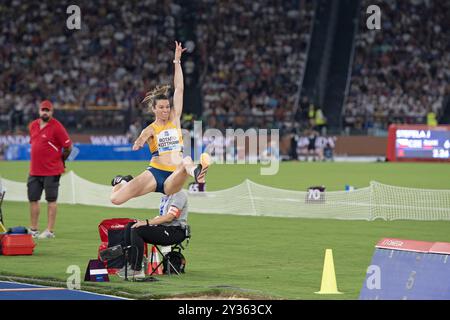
<box><xmin>157</xmin><ymin>129</ymin><xmax>182</xmax><ymax>154</ymax></box>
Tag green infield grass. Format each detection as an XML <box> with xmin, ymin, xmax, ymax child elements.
<box><xmin>1</xmin><ymin>161</ymin><xmax>449</xmax><ymax>299</ymax></box>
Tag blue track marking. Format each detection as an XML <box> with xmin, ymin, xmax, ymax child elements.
<box><xmin>0</xmin><ymin>281</ymin><xmax>126</xmax><ymax>300</ymax></box>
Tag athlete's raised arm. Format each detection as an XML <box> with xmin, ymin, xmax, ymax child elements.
<box><xmin>172</xmin><ymin>41</ymin><xmax>187</xmax><ymax>120</ymax></box>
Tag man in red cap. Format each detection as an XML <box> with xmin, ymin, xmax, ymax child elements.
<box><xmin>27</xmin><ymin>100</ymin><xmax>73</xmax><ymax>239</ymax></box>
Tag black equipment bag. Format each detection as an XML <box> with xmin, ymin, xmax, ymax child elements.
<box><xmin>106</xmin><ymin>229</ymin><xmax>127</xmax><ymax>269</ymax></box>
<box><xmin>163</xmin><ymin>248</ymin><xmax>186</xmax><ymax>274</ymax></box>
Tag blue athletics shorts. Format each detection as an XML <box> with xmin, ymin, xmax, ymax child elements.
<box><xmin>147</xmin><ymin>166</ymin><xmax>173</xmax><ymax>194</ymax></box>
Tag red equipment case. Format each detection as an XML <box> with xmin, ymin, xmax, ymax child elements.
<box><xmin>1</xmin><ymin>234</ymin><xmax>36</xmax><ymax>255</ymax></box>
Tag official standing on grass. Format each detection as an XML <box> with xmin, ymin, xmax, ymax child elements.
<box><xmin>27</xmin><ymin>100</ymin><xmax>72</xmax><ymax>239</ymax></box>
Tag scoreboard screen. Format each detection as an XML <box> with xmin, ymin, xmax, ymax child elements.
<box><xmin>387</xmin><ymin>125</ymin><xmax>450</xmax><ymax>162</ymax></box>
<box><xmin>396</xmin><ymin>129</ymin><xmax>450</xmax><ymax>159</ymax></box>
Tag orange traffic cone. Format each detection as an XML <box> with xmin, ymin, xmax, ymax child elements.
<box><xmin>147</xmin><ymin>245</ymin><xmax>163</xmax><ymax>275</ymax></box>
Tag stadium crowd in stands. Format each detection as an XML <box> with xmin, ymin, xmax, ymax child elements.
<box><xmin>195</xmin><ymin>0</ymin><xmax>315</xmax><ymax>135</ymax></box>
<box><xmin>344</xmin><ymin>0</ymin><xmax>450</xmax><ymax>133</ymax></box>
<box><xmin>1</xmin><ymin>0</ymin><xmax>315</xmax><ymax>138</ymax></box>
<box><xmin>1</xmin><ymin>0</ymin><xmax>447</xmax><ymax>150</ymax></box>
<box><xmin>0</xmin><ymin>0</ymin><xmax>181</xmax><ymax>134</ymax></box>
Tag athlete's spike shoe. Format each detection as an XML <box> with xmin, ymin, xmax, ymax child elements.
<box><xmin>123</xmin><ymin>175</ymin><xmax>134</xmax><ymax>182</ymax></box>
<box><xmin>111</xmin><ymin>175</ymin><xmax>133</xmax><ymax>186</ymax></box>
<box><xmin>194</xmin><ymin>153</ymin><xmax>211</xmax><ymax>184</ymax></box>
<box><xmin>111</xmin><ymin>175</ymin><xmax>124</xmax><ymax>186</ymax></box>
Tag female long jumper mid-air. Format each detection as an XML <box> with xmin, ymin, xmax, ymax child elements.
<box><xmin>110</xmin><ymin>41</ymin><xmax>210</xmax><ymax>205</ymax></box>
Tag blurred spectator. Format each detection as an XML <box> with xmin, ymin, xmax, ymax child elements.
<box><xmin>427</xmin><ymin>108</ymin><xmax>438</xmax><ymax>127</ymax></box>
<box><xmin>308</xmin><ymin>103</ymin><xmax>316</xmax><ymax>127</ymax></box>
<box><xmin>292</xmin><ymin>129</ymin><xmax>335</xmax><ymax>161</ymax></box>
<box><xmin>289</xmin><ymin>130</ymin><xmax>299</xmax><ymax>161</ymax></box>
<box><xmin>322</xmin><ymin>139</ymin><xmax>335</xmax><ymax>162</ymax></box>
<box><xmin>181</xmin><ymin>112</ymin><xmax>195</xmax><ymax>131</ymax></box>
<box><xmin>306</xmin><ymin>128</ymin><xmax>320</xmax><ymax>161</ymax></box>
<box><xmin>314</xmin><ymin>107</ymin><xmax>327</xmax><ymax>134</ymax></box>
<box><xmin>126</xmin><ymin>119</ymin><xmax>142</xmax><ymax>143</ymax></box>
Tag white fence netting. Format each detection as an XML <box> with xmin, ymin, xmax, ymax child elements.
<box><xmin>1</xmin><ymin>171</ymin><xmax>449</xmax><ymax>221</ymax></box>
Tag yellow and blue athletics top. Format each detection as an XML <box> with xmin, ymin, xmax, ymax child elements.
<box><xmin>147</xmin><ymin>121</ymin><xmax>184</xmax><ymax>172</ymax></box>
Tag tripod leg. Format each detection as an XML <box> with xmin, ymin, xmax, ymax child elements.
<box><xmin>124</xmin><ymin>250</ymin><xmax>128</xmax><ymax>281</ymax></box>
<box><xmin>0</xmin><ymin>191</ymin><xmax>5</xmax><ymax>225</ymax></box>
<box><xmin>168</xmin><ymin>260</ymin><xmax>180</xmax><ymax>275</ymax></box>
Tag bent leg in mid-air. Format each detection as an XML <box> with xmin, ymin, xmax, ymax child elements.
<box><xmin>163</xmin><ymin>154</ymin><xmax>210</xmax><ymax>195</ymax></box>
<box><xmin>110</xmin><ymin>171</ymin><xmax>157</xmax><ymax>205</ymax></box>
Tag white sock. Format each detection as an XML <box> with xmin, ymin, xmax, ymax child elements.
<box><xmin>188</xmin><ymin>166</ymin><xmax>196</xmax><ymax>177</ymax></box>
<box><xmin>120</xmin><ymin>180</ymin><xmax>128</xmax><ymax>185</ymax></box>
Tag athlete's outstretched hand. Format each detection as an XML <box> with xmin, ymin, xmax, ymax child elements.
<box><xmin>132</xmin><ymin>141</ymin><xmax>143</xmax><ymax>151</ymax></box>
<box><xmin>174</xmin><ymin>41</ymin><xmax>187</xmax><ymax>61</ymax></box>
